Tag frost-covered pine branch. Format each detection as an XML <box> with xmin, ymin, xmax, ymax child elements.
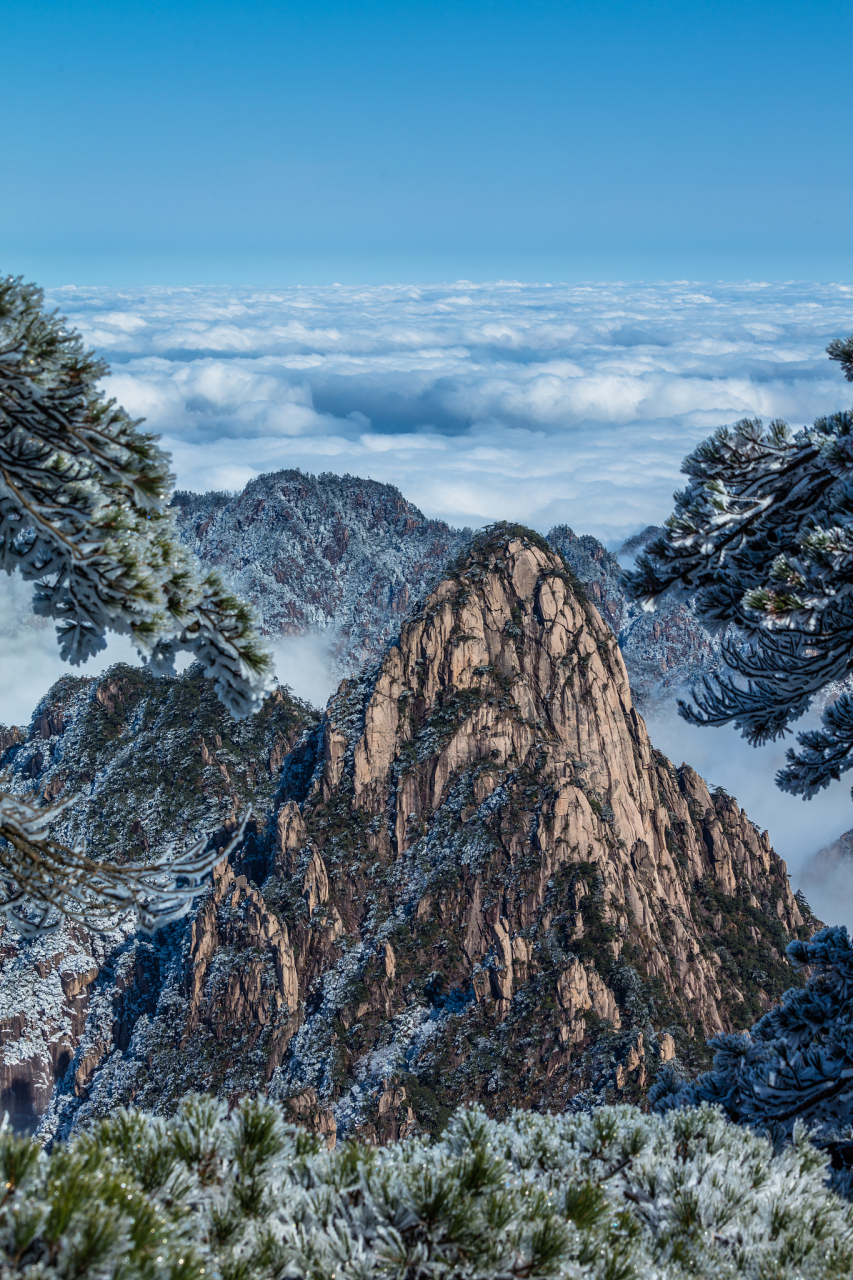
<box><xmin>0</xmin><ymin>781</ymin><xmax>250</xmax><ymax>934</ymax></box>
<box><xmin>0</xmin><ymin>274</ymin><xmax>274</xmax><ymax>717</ymax></box>
<box><xmin>624</xmin><ymin>332</ymin><xmax>853</xmax><ymax>799</ymax></box>
<box><xmin>829</xmin><ymin>334</ymin><xmax>853</xmax><ymax>382</ymax></box>
<box><xmin>651</xmin><ymin>924</ymin><xmax>853</xmax><ymax>1196</ymax></box>
<box><xmin>0</xmin><ymin>274</ymin><xmax>274</xmax><ymax>931</ymax></box>
<box><xmin>2</xmin><ymin>1093</ymin><xmax>852</xmax><ymax>1278</ymax></box>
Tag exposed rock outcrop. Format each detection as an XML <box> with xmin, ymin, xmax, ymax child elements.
<box><xmin>2</xmin><ymin>525</ymin><xmax>817</xmax><ymax>1145</ymax></box>
<box><xmin>187</xmin><ymin>860</ymin><xmax>299</xmax><ymax>1030</ymax></box>
<box><xmin>557</xmin><ymin>960</ymin><xmax>622</xmax><ymax>1038</ymax></box>
<box><xmin>0</xmin><ymin>725</ymin><xmax>24</xmax><ymax>764</ymax></box>
<box><xmin>0</xmin><ymin>922</ymin><xmax>130</xmax><ymax>1131</ymax></box>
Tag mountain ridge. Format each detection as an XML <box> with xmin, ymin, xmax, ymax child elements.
<box><xmin>170</xmin><ymin>468</ymin><xmax>728</xmax><ymax>706</ymax></box>
<box><xmin>172</xmin><ymin>469</ymin><xmax>470</xmax><ymax>676</ymax></box>
<box><xmin>0</xmin><ymin>523</ymin><xmax>814</xmax><ymax>1144</ymax></box>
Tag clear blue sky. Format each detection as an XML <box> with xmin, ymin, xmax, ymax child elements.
<box><xmin>4</xmin><ymin>0</ymin><xmax>851</xmax><ymax>284</ymax></box>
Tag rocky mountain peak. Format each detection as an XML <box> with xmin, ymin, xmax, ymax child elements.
<box><xmin>317</xmin><ymin>523</ymin><xmax>635</xmax><ymax>855</ymax></box>
<box><xmin>0</xmin><ymin>524</ymin><xmax>817</xmax><ymax>1145</ymax></box>
<box><xmin>222</xmin><ymin>523</ymin><xmax>808</xmax><ymax>1138</ymax></box>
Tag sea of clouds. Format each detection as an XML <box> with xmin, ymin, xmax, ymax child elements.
<box><xmin>4</xmin><ymin>280</ymin><xmax>853</xmax><ymax>918</ymax></box>
<box><xmin>46</xmin><ymin>279</ymin><xmax>853</xmax><ymax>541</ymax></box>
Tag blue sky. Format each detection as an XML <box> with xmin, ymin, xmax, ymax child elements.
<box><xmin>4</xmin><ymin>0</ymin><xmax>852</xmax><ymax>284</ymax></box>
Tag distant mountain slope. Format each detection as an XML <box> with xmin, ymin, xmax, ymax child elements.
<box><xmin>172</xmin><ymin>471</ymin><xmax>469</xmax><ymax>674</ymax></box>
<box><xmin>798</xmin><ymin>826</ymin><xmax>853</xmax><ymax>923</ymax></box>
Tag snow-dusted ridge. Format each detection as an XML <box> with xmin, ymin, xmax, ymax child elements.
<box><xmin>0</xmin><ymin>524</ymin><xmax>815</xmax><ymax>1146</ymax></box>
<box><xmin>170</xmin><ymin>467</ymin><xmax>728</xmax><ymax>707</ymax></box>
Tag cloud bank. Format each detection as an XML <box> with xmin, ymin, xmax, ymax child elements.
<box><xmin>47</xmin><ymin>280</ymin><xmax>853</xmax><ymax>542</ymax></box>
<box><xmin>0</xmin><ymin>576</ymin><xmax>142</xmax><ymax>728</ymax></box>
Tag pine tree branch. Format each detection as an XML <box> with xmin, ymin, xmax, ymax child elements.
<box><xmin>0</xmin><ymin>776</ymin><xmax>250</xmax><ymax>935</ymax></box>
<box><xmin>0</xmin><ymin>274</ymin><xmax>275</xmax><ymax>718</ymax></box>
<box><xmin>623</xmin><ymin>336</ymin><xmax>853</xmax><ymax>799</ymax></box>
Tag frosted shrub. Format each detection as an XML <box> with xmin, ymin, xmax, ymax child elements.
<box><xmin>651</xmin><ymin>925</ymin><xmax>853</xmax><ymax>1196</ymax></box>
<box><xmin>1</xmin><ymin>1094</ymin><xmax>852</xmax><ymax>1279</ymax></box>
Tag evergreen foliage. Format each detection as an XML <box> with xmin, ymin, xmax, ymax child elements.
<box><xmin>651</xmin><ymin>925</ymin><xmax>853</xmax><ymax>1196</ymax></box>
<box><xmin>624</xmin><ymin>334</ymin><xmax>853</xmax><ymax>799</ymax></box>
<box><xmin>0</xmin><ymin>275</ymin><xmax>273</xmax><ymax>717</ymax></box>
<box><xmin>828</xmin><ymin>336</ymin><xmax>853</xmax><ymax>383</ymax></box>
<box><xmin>0</xmin><ymin>786</ymin><xmax>250</xmax><ymax>935</ymax></box>
<box><xmin>2</xmin><ymin>1093</ymin><xmax>852</xmax><ymax>1279</ymax></box>
<box><xmin>0</xmin><ymin>275</ymin><xmax>274</xmax><ymax>932</ymax></box>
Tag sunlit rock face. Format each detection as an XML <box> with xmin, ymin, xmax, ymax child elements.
<box><xmin>547</xmin><ymin>524</ymin><xmax>732</xmax><ymax>707</ymax></box>
<box><xmin>0</xmin><ymin>524</ymin><xmax>813</xmax><ymax>1146</ymax></box>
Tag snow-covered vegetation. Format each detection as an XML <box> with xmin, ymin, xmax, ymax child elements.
<box><xmin>652</xmin><ymin>924</ymin><xmax>853</xmax><ymax>1197</ymax></box>
<box><xmin>3</xmin><ymin>1093</ymin><xmax>853</xmax><ymax>1280</ymax></box>
<box><xmin>625</xmin><ymin>333</ymin><xmax>853</xmax><ymax>801</ymax></box>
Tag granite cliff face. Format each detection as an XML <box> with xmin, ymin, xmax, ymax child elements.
<box><xmin>547</xmin><ymin>525</ymin><xmax>731</xmax><ymax>706</ymax></box>
<box><xmin>0</xmin><ymin>526</ymin><xmax>814</xmax><ymax>1144</ymax></box>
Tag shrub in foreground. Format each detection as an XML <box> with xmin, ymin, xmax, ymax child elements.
<box><xmin>1</xmin><ymin>1094</ymin><xmax>852</xmax><ymax>1279</ymax></box>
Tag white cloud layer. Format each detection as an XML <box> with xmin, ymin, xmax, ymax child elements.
<box><xmin>47</xmin><ymin>280</ymin><xmax>853</xmax><ymax>541</ymax></box>
<box><xmin>3</xmin><ymin>281</ymin><xmax>851</xmax><ymax>920</ymax></box>
<box><xmin>0</xmin><ymin>576</ymin><xmax>143</xmax><ymax>727</ymax></box>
